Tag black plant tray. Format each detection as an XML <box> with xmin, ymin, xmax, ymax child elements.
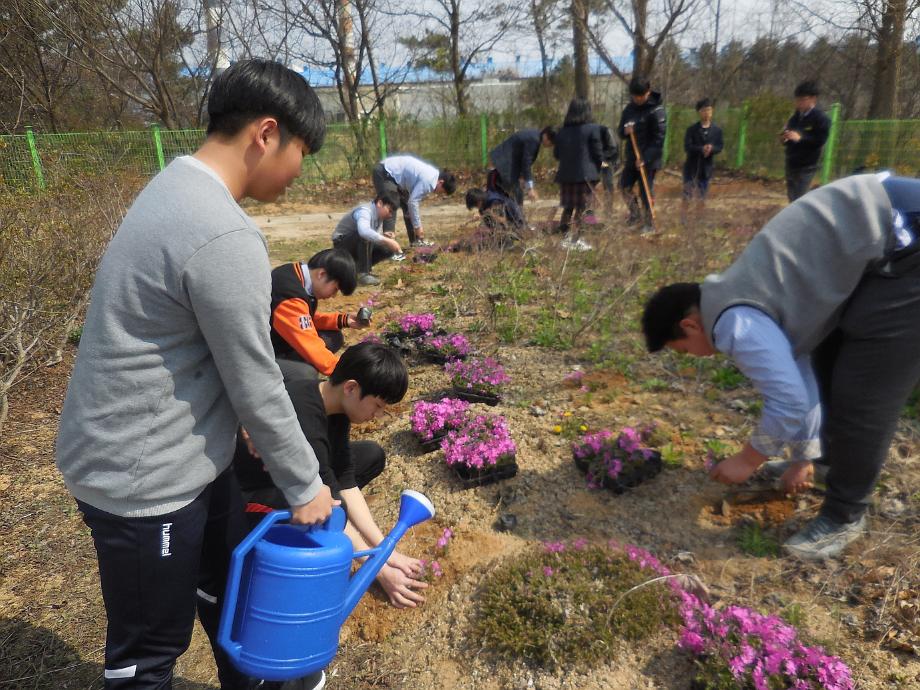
<box><xmin>417</xmin><ymin>349</ymin><xmax>468</xmax><ymax>365</ymax></box>
<box><xmin>451</xmin><ymin>460</ymin><xmax>519</xmax><ymax>489</ymax></box>
<box><xmin>381</xmin><ymin>333</ymin><xmax>416</xmax><ymax>355</ymax></box>
<box><xmin>572</xmin><ymin>451</ymin><xmax>663</xmax><ymax>494</ymax></box>
<box><xmin>416</xmin><ymin>433</ymin><xmax>447</xmax><ymax>453</ymax></box>
<box><xmin>451</xmin><ymin>387</ymin><xmax>500</xmax><ymax>406</ymax></box>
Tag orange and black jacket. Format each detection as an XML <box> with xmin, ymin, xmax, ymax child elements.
<box><xmin>270</xmin><ymin>262</ymin><xmax>349</xmax><ymax>376</ymax></box>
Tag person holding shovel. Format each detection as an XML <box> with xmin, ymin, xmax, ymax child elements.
<box><xmin>641</xmin><ymin>173</ymin><xmax>920</xmax><ymax>560</ymax></box>
<box><xmin>618</xmin><ymin>76</ymin><xmax>666</xmax><ymax>232</ymax></box>
<box><xmin>682</xmin><ymin>98</ymin><xmax>723</xmax><ymax>207</ymax></box>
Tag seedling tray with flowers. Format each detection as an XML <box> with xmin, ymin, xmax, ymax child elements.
<box><xmin>571</xmin><ymin>425</ymin><xmax>663</xmax><ymax>493</ymax></box>
<box><xmin>410</xmin><ymin>398</ymin><xmax>471</xmax><ymax>453</ymax></box>
<box><xmin>441</xmin><ymin>412</ymin><xmax>518</xmax><ymax>488</ymax></box>
<box><xmin>416</xmin><ymin>332</ymin><xmax>471</xmax><ymax>364</ymax></box>
<box><xmin>444</xmin><ymin>356</ymin><xmax>509</xmax><ymax>406</ymax></box>
<box><xmin>382</xmin><ymin>312</ymin><xmax>441</xmax><ymax>354</ymax></box>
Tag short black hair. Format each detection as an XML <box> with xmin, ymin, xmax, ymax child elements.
<box><xmin>540</xmin><ymin>126</ymin><xmax>557</xmax><ymax>142</ymax></box>
<box><xmin>641</xmin><ymin>282</ymin><xmax>702</xmax><ymax>352</ymax></box>
<box><xmin>695</xmin><ymin>97</ymin><xmax>712</xmax><ymax>111</ymax></box>
<box><xmin>629</xmin><ymin>76</ymin><xmax>651</xmax><ymax>96</ymax></box>
<box><xmin>564</xmin><ymin>98</ymin><xmax>593</xmax><ymax>126</ymax></box>
<box><xmin>375</xmin><ymin>191</ymin><xmax>398</xmax><ymax>211</ymax></box>
<box><xmin>329</xmin><ymin>342</ymin><xmax>409</xmax><ymax>403</ymax></box>
<box><xmin>307</xmin><ymin>248</ymin><xmax>357</xmax><ymax>296</ymax></box>
<box><xmin>439</xmin><ymin>170</ymin><xmax>457</xmax><ymax>195</ymax></box>
<box><xmin>465</xmin><ymin>188</ymin><xmax>487</xmax><ymax>210</ymax></box>
<box><xmin>207</xmin><ymin>58</ymin><xmax>326</xmax><ymax>153</ymax></box>
<box><xmin>794</xmin><ymin>80</ymin><xmax>820</xmax><ymax>97</ymax></box>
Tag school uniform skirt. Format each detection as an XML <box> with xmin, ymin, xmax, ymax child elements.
<box><xmin>558</xmin><ymin>181</ymin><xmax>597</xmax><ymax>210</ymax></box>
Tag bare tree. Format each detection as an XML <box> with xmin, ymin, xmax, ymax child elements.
<box><xmin>572</xmin><ymin>0</ymin><xmax>591</xmax><ymax>99</ymax></box>
<box><xmin>529</xmin><ymin>0</ymin><xmax>566</xmax><ymax>107</ymax></box>
<box><xmin>401</xmin><ymin>0</ymin><xmax>522</xmax><ymax>116</ymax></box>
<box><xmin>580</xmin><ymin>0</ymin><xmax>703</xmax><ymax>83</ymax></box>
<box><xmin>31</xmin><ymin>0</ymin><xmax>214</xmax><ymax>128</ymax></box>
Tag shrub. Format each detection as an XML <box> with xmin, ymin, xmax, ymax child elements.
<box><xmin>473</xmin><ymin>540</ymin><xmax>680</xmax><ymax>669</ymax></box>
<box><xmin>0</xmin><ymin>175</ymin><xmax>133</xmax><ymax>433</ymax></box>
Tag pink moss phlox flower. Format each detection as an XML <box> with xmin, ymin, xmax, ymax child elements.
<box><xmin>423</xmin><ymin>332</ymin><xmax>472</xmax><ymax>358</ymax></box>
<box><xmin>563</xmin><ymin>369</ymin><xmax>585</xmax><ymax>384</ymax></box>
<box><xmin>396</xmin><ymin>312</ymin><xmax>437</xmax><ymax>336</ymax></box>
<box><xmin>444</xmin><ymin>356</ymin><xmax>510</xmax><ymax>394</ymax></box>
<box><xmin>571</xmin><ymin>537</ymin><xmax>588</xmax><ymax>551</ymax></box>
<box><xmin>430</xmin><ymin>560</ymin><xmax>443</xmax><ymax>578</ymax></box>
<box><xmin>436</xmin><ymin>527</ymin><xmax>454</xmax><ymax>549</ymax></box>
<box><xmin>572</xmin><ymin>425</ymin><xmax>657</xmax><ymax>487</ymax></box>
<box><xmin>441</xmin><ymin>413</ymin><xmax>516</xmax><ymax>469</ymax></box>
<box><xmin>360</xmin><ymin>333</ymin><xmax>383</xmax><ymax>345</ymax></box>
<box><xmin>410</xmin><ymin>398</ymin><xmax>470</xmax><ymax>441</ymax></box>
<box><xmin>677</xmin><ymin>590</ymin><xmax>854</xmax><ymax>689</ymax></box>
<box><xmin>543</xmin><ymin>541</ymin><xmax>566</xmax><ymax>554</ymax></box>
<box><xmin>542</xmin><ymin>566</ymin><xmax>554</xmax><ymax>577</ymax></box>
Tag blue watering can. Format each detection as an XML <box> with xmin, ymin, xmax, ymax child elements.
<box><xmin>217</xmin><ymin>489</ymin><xmax>435</xmax><ymax>681</ymax></box>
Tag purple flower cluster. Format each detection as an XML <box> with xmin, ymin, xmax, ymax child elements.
<box><xmin>572</xmin><ymin>426</ymin><xmax>657</xmax><ymax>489</ymax></box>
<box><xmin>422</xmin><ymin>332</ymin><xmax>472</xmax><ymax>359</ymax></box>
<box><xmin>395</xmin><ymin>312</ymin><xmax>437</xmax><ymax>336</ymax></box>
<box><xmin>442</xmin><ymin>413</ymin><xmax>516</xmax><ymax>469</ymax></box>
<box><xmin>410</xmin><ymin>398</ymin><xmax>471</xmax><ymax>441</ymax></box>
<box><xmin>678</xmin><ymin>592</ymin><xmax>854</xmax><ymax>690</ymax></box>
<box><xmin>551</xmin><ymin>539</ymin><xmax>855</xmax><ymax>689</ymax></box>
<box><xmin>444</xmin><ymin>356</ymin><xmax>510</xmax><ymax>394</ymax></box>
<box><xmin>563</xmin><ymin>369</ymin><xmax>585</xmax><ymax>385</ymax></box>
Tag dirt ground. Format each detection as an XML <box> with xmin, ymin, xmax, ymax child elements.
<box><xmin>2</xmin><ymin>173</ymin><xmax>919</xmax><ymax>689</ymax></box>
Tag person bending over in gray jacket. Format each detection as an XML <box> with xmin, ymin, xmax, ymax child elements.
<box><xmin>642</xmin><ymin>174</ymin><xmax>920</xmax><ymax>561</ymax></box>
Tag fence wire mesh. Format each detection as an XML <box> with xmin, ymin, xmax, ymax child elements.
<box><xmin>4</xmin><ymin>108</ymin><xmax>920</xmax><ymax>193</ymax></box>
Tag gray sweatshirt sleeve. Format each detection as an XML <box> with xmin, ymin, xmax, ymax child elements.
<box><xmin>182</xmin><ymin>230</ymin><xmax>324</xmax><ymax>507</ymax></box>
<box><xmin>355</xmin><ymin>205</ymin><xmax>386</xmax><ymax>243</ymax></box>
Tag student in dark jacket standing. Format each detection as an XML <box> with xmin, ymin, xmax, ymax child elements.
<box><xmin>488</xmin><ymin>126</ymin><xmax>556</xmax><ymax>206</ymax></box>
<box><xmin>782</xmin><ymin>80</ymin><xmax>831</xmax><ymax>202</ymax></box>
<box><xmin>618</xmin><ymin>76</ymin><xmax>667</xmax><ymax>229</ymax></box>
<box><xmin>554</xmin><ymin>97</ymin><xmax>604</xmax><ymax>251</ymax></box>
<box><xmin>683</xmin><ymin>98</ymin><xmax>723</xmax><ymax>206</ymax></box>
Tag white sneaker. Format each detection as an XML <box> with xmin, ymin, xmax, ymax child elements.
<box><xmin>390</xmin><ymin>252</ymin><xmax>407</xmax><ymax>262</ymax></box>
<box><xmin>561</xmin><ymin>235</ymin><xmax>592</xmax><ymax>251</ymax></box>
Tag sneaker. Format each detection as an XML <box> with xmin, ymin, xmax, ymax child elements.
<box><xmin>639</xmin><ymin>223</ymin><xmax>656</xmax><ymax>235</ymax></box>
<box><xmin>760</xmin><ymin>459</ymin><xmax>829</xmax><ymax>485</ymax></box>
<box><xmin>390</xmin><ymin>252</ymin><xmax>407</xmax><ymax>262</ymax></box>
<box><xmin>561</xmin><ymin>235</ymin><xmax>593</xmax><ymax>251</ymax></box>
<box><xmin>279</xmin><ymin>670</ymin><xmax>326</xmax><ymax>690</ymax></box>
<box><xmin>782</xmin><ymin>514</ymin><xmax>868</xmax><ymax>561</ymax></box>
<box><xmin>410</xmin><ymin>239</ymin><xmax>434</xmax><ymax>247</ymax></box>
<box><xmin>357</xmin><ymin>273</ymin><xmax>381</xmax><ymax>286</ymax></box>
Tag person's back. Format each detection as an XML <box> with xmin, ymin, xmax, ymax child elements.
<box><xmin>554</xmin><ymin>123</ymin><xmax>603</xmax><ymax>184</ymax></box>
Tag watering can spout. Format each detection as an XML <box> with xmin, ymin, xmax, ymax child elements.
<box><xmin>341</xmin><ymin>490</ymin><xmax>435</xmax><ymax>619</ymax></box>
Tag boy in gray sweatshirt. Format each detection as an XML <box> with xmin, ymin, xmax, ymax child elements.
<box><xmin>56</xmin><ymin>59</ymin><xmax>336</xmax><ymax>689</ymax></box>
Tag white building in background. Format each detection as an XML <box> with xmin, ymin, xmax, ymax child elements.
<box><xmin>313</xmin><ymin>74</ymin><xmax>628</xmax><ymax>122</ymax></box>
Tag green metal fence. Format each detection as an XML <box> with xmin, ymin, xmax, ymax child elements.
<box><xmin>4</xmin><ymin>107</ymin><xmax>920</xmax><ymax>192</ymax></box>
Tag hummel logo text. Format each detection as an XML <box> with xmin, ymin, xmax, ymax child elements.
<box><xmin>161</xmin><ymin>522</ymin><xmax>173</xmax><ymax>557</ymax></box>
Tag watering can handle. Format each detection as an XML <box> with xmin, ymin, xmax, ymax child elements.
<box><xmin>217</xmin><ymin>509</ymin><xmax>292</xmax><ymax>661</ymax></box>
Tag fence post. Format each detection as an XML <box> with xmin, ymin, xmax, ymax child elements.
<box><xmin>661</xmin><ymin>106</ymin><xmax>671</xmax><ymax>165</ymax></box>
<box><xmin>152</xmin><ymin>125</ymin><xmax>166</xmax><ymax>171</ymax></box>
<box><xmin>378</xmin><ymin>118</ymin><xmax>388</xmax><ymax>158</ymax></box>
<box><xmin>735</xmin><ymin>102</ymin><xmax>749</xmax><ymax>169</ymax></box>
<box><xmin>480</xmin><ymin>113</ymin><xmax>488</xmax><ymax>168</ymax></box>
<box><xmin>821</xmin><ymin>102</ymin><xmax>841</xmax><ymax>185</ymax></box>
<box><xmin>25</xmin><ymin>127</ymin><xmax>45</xmax><ymax>190</ymax></box>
